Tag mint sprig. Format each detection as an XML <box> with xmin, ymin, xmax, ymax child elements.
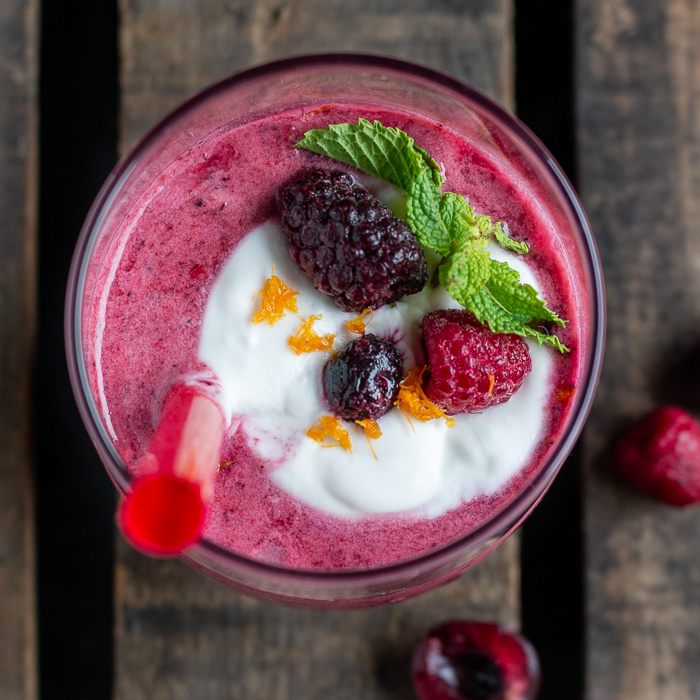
<box><xmin>296</xmin><ymin>119</ymin><xmax>441</xmax><ymax>192</ymax></box>
<box><xmin>296</xmin><ymin>119</ymin><xmax>568</xmax><ymax>351</ymax></box>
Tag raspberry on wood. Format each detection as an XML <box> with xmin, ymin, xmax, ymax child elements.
<box><xmin>615</xmin><ymin>406</ymin><xmax>700</xmax><ymax>507</ymax></box>
<box><xmin>275</xmin><ymin>169</ymin><xmax>428</xmax><ymax>311</ymax></box>
<box><xmin>422</xmin><ymin>309</ymin><xmax>532</xmax><ymax>414</ymax></box>
<box><xmin>322</xmin><ymin>333</ymin><xmax>403</xmax><ymax>422</ymax></box>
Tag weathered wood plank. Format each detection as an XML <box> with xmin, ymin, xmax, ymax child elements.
<box><xmin>119</xmin><ymin>0</ymin><xmax>514</xmax><ymax>151</ymax></box>
<box><xmin>0</xmin><ymin>0</ymin><xmax>39</xmax><ymax>698</ymax></box>
<box><xmin>115</xmin><ymin>538</ymin><xmax>518</xmax><ymax>700</ymax></box>
<box><xmin>116</xmin><ymin>2</ymin><xmax>517</xmax><ymax>698</ymax></box>
<box><xmin>577</xmin><ymin>1</ymin><xmax>700</xmax><ymax>698</ymax></box>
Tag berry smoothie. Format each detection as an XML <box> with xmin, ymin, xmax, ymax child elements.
<box><xmin>86</xmin><ymin>102</ymin><xmax>585</xmax><ymax>571</ymax></box>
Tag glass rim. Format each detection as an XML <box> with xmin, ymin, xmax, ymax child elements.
<box><xmin>65</xmin><ymin>52</ymin><xmax>605</xmax><ymax>587</ymax></box>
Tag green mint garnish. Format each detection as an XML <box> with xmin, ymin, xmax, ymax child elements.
<box><xmin>295</xmin><ymin>119</ymin><xmax>442</xmax><ymax>192</ymax></box>
<box><xmin>296</xmin><ymin>119</ymin><xmax>568</xmax><ymax>351</ymax></box>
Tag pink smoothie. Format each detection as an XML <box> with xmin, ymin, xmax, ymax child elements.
<box><xmin>87</xmin><ymin>103</ymin><xmax>585</xmax><ymax>570</ymax></box>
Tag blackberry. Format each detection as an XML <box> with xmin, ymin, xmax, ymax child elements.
<box><xmin>322</xmin><ymin>334</ymin><xmax>403</xmax><ymax>421</ymax></box>
<box><xmin>275</xmin><ymin>169</ymin><xmax>428</xmax><ymax>311</ymax></box>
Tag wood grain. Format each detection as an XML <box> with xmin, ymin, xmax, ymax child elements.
<box><xmin>0</xmin><ymin>0</ymin><xmax>39</xmax><ymax>698</ymax></box>
<box><xmin>116</xmin><ymin>538</ymin><xmax>518</xmax><ymax>700</ymax></box>
<box><xmin>119</xmin><ymin>0</ymin><xmax>514</xmax><ymax>151</ymax></box>
<box><xmin>116</xmin><ymin>2</ymin><xmax>517</xmax><ymax>697</ymax></box>
<box><xmin>577</xmin><ymin>1</ymin><xmax>700</xmax><ymax>698</ymax></box>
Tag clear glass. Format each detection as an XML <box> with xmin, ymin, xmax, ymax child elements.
<box><xmin>66</xmin><ymin>54</ymin><xmax>605</xmax><ymax>609</ymax></box>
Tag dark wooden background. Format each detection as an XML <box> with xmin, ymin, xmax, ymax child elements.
<box><xmin>2</xmin><ymin>0</ymin><xmax>700</xmax><ymax>698</ymax></box>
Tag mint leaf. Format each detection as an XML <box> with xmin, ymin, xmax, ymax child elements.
<box><xmin>296</xmin><ymin>119</ymin><xmax>429</xmax><ymax>193</ymax></box>
<box><xmin>462</xmin><ymin>260</ymin><xmax>569</xmax><ymax>351</ymax></box>
<box><xmin>439</xmin><ymin>192</ymin><xmax>527</xmax><ymax>253</ymax></box>
<box><xmin>407</xmin><ymin>174</ymin><xmax>450</xmax><ymax>254</ymax></box>
<box><xmin>296</xmin><ymin>120</ymin><xmax>568</xmax><ymax>352</ymax></box>
<box><xmin>466</xmin><ymin>286</ymin><xmax>531</xmax><ymax>332</ymax></box>
<box><xmin>468</xmin><ymin>283</ymin><xmax>569</xmax><ymax>350</ymax></box>
<box><xmin>438</xmin><ymin>241</ymin><xmax>491</xmax><ymax>301</ymax></box>
<box><xmin>486</xmin><ymin>260</ymin><xmax>565</xmax><ymax>326</ymax></box>
<box><xmin>526</xmin><ymin>327</ymin><xmax>569</xmax><ymax>352</ymax></box>
<box><xmin>439</xmin><ymin>192</ymin><xmax>472</xmax><ymax>241</ymax></box>
<box><xmin>413</xmin><ymin>144</ymin><xmax>444</xmax><ymax>187</ymax></box>
<box><xmin>480</xmin><ymin>218</ymin><xmax>529</xmax><ymax>255</ymax></box>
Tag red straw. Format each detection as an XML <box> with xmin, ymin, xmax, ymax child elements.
<box><xmin>118</xmin><ymin>384</ymin><xmax>225</xmax><ymax>556</ymax></box>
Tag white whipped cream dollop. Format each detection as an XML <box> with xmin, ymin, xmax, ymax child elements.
<box><xmin>199</xmin><ymin>221</ymin><xmax>552</xmax><ymax>518</ymax></box>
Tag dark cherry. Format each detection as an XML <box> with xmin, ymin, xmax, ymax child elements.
<box><xmin>411</xmin><ymin>621</ymin><xmax>540</xmax><ymax>700</ymax></box>
<box><xmin>449</xmin><ymin>651</ymin><xmax>504</xmax><ymax>700</ymax></box>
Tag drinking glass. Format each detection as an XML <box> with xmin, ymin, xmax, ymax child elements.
<box><xmin>66</xmin><ymin>54</ymin><xmax>605</xmax><ymax>608</ymax></box>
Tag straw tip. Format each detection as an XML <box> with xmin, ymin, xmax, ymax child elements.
<box><xmin>118</xmin><ymin>473</ymin><xmax>205</xmax><ymax>557</ymax></box>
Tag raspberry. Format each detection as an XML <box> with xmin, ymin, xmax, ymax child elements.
<box><xmin>615</xmin><ymin>406</ymin><xmax>700</xmax><ymax>507</ymax></box>
<box><xmin>322</xmin><ymin>334</ymin><xmax>403</xmax><ymax>421</ymax></box>
<box><xmin>275</xmin><ymin>169</ymin><xmax>428</xmax><ymax>311</ymax></box>
<box><xmin>411</xmin><ymin>621</ymin><xmax>540</xmax><ymax>700</ymax></box>
<box><xmin>422</xmin><ymin>310</ymin><xmax>532</xmax><ymax>414</ymax></box>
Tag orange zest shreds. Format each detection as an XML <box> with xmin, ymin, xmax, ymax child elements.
<box><xmin>346</xmin><ymin>308</ymin><xmax>374</xmax><ymax>335</ymax></box>
<box><xmin>288</xmin><ymin>315</ymin><xmax>336</xmax><ymax>355</ymax></box>
<box><xmin>306</xmin><ymin>416</ymin><xmax>352</xmax><ymax>451</ymax></box>
<box><xmin>395</xmin><ymin>367</ymin><xmax>456</xmax><ymax>428</ymax></box>
<box><xmin>218</xmin><ymin>457</ymin><xmax>236</xmax><ymax>473</ymax></box>
<box><xmin>556</xmin><ymin>382</ymin><xmax>576</xmax><ymax>405</ymax></box>
<box><xmin>356</xmin><ymin>419</ymin><xmax>382</xmax><ymax>460</ymax></box>
<box><xmin>356</xmin><ymin>418</ymin><xmax>382</xmax><ymax>439</ymax></box>
<box><xmin>487</xmin><ymin>374</ymin><xmax>495</xmax><ymax>397</ymax></box>
<box><xmin>299</xmin><ymin>104</ymin><xmax>336</xmax><ymax>120</ymax></box>
<box><xmin>251</xmin><ymin>269</ymin><xmax>299</xmax><ymax>325</ymax></box>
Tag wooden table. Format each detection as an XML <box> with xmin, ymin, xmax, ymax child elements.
<box><xmin>2</xmin><ymin>1</ymin><xmax>700</xmax><ymax>698</ymax></box>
